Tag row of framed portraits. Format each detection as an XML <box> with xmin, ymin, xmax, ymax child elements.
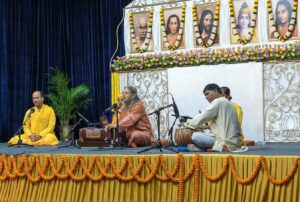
<box><xmin>129</xmin><ymin>0</ymin><xmax>299</xmax><ymax>53</ymax></box>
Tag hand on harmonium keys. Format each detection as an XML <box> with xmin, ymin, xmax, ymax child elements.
<box><xmin>104</xmin><ymin>124</ymin><xmax>117</xmax><ymax>132</ymax></box>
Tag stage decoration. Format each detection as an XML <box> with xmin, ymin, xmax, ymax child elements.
<box><xmin>229</xmin><ymin>0</ymin><xmax>258</xmax><ymax>45</ymax></box>
<box><xmin>129</xmin><ymin>10</ymin><xmax>154</xmax><ymax>53</ymax></box>
<box><xmin>160</xmin><ymin>4</ymin><xmax>186</xmax><ymax>51</ymax></box>
<box><xmin>192</xmin><ymin>1</ymin><xmax>220</xmax><ymax>47</ymax></box>
<box><xmin>267</xmin><ymin>0</ymin><xmax>298</xmax><ymax>42</ymax></box>
<box><xmin>111</xmin><ymin>72</ymin><xmax>121</xmax><ymax>105</ymax></box>
<box><xmin>111</xmin><ymin>41</ymin><xmax>300</xmax><ymax>72</ymax></box>
<box><xmin>0</xmin><ymin>154</ymin><xmax>300</xmax><ymax>202</ymax></box>
<box><xmin>264</xmin><ymin>61</ymin><xmax>300</xmax><ymax>142</ymax></box>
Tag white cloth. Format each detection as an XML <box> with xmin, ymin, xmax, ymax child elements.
<box><xmin>186</xmin><ymin>97</ymin><xmax>247</xmax><ymax>152</ymax></box>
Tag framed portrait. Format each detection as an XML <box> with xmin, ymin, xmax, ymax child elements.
<box><xmin>268</xmin><ymin>0</ymin><xmax>299</xmax><ymax>40</ymax></box>
<box><xmin>130</xmin><ymin>11</ymin><xmax>154</xmax><ymax>53</ymax></box>
<box><xmin>231</xmin><ymin>0</ymin><xmax>259</xmax><ymax>44</ymax></box>
<box><xmin>161</xmin><ymin>7</ymin><xmax>185</xmax><ymax>50</ymax></box>
<box><xmin>194</xmin><ymin>2</ymin><xmax>220</xmax><ymax>47</ymax></box>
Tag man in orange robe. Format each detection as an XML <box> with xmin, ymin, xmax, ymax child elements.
<box><xmin>106</xmin><ymin>86</ymin><xmax>156</xmax><ymax>147</ymax></box>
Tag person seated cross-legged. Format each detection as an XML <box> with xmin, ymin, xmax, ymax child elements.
<box><xmin>105</xmin><ymin>86</ymin><xmax>156</xmax><ymax>148</ymax></box>
<box><xmin>8</xmin><ymin>91</ymin><xmax>59</xmax><ymax>146</ymax></box>
<box><xmin>184</xmin><ymin>84</ymin><xmax>248</xmax><ymax>152</ymax></box>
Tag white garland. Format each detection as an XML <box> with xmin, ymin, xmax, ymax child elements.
<box><xmin>160</xmin><ymin>4</ymin><xmax>185</xmax><ymax>51</ymax></box>
<box><xmin>229</xmin><ymin>0</ymin><xmax>258</xmax><ymax>44</ymax></box>
<box><xmin>267</xmin><ymin>0</ymin><xmax>298</xmax><ymax>41</ymax></box>
<box><xmin>129</xmin><ymin>10</ymin><xmax>153</xmax><ymax>53</ymax></box>
<box><xmin>192</xmin><ymin>1</ymin><xmax>220</xmax><ymax>47</ymax></box>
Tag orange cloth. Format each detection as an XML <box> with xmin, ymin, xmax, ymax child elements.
<box><xmin>272</xmin><ymin>25</ymin><xmax>298</xmax><ymax>38</ymax></box>
<box><xmin>119</xmin><ymin>101</ymin><xmax>155</xmax><ymax>147</ymax></box>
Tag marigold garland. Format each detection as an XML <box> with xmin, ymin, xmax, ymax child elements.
<box><xmin>129</xmin><ymin>10</ymin><xmax>154</xmax><ymax>53</ymax></box>
<box><xmin>1</xmin><ymin>154</ymin><xmax>300</xmax><ymax>202</ymax></box>
<box><xmin>192</xmin><ymin>1</ymin><xmax>220</xmax><ymax>47</ymax></box>
<box><xmin>267</xmin><ymin>0</ymin><xmax>298</xmax><ymax>41</ymax></box>
<box><xmin>229</xmin><ymin>0</ymin><xmax>258</xmax><ymax>45</ymax></box>
<box><xmin>193</xmin><ymin>155</ymin><xmax>200</xmax><ymax>202</ymax></box>
<box><xmin>160</xmin><ymin>4</ymin><xmax>186</xmax><ymax>51</ymax></box>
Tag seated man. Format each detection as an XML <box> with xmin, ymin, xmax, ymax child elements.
<box><xmin>106</xmin><ymin>86</ymin><xmax>156</xmax><ymax>147</ymax></box>
<box><xmin>8</xmin><ymin>91</ymin><xmax>59</xmax><ymax>146</ymax></box>
<box><xmin>220</xmin><ymin>86</ymin><xmax>245</xmax><ymax>145</ymax></box>
<box><xmin>184</xmin><ymin>84</ymin><xmax>247</xmax><ymax>152</ymax></box>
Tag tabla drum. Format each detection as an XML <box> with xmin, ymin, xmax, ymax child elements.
<box><xmin>174</xmin><ymin>127</ymin><xmax>194</xmax><ymax>146</ymax></box>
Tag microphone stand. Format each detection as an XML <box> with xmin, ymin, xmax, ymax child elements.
<box><xmin>138</xmin><ymin>104</ymin><xmax>178</xmax><ymax>154</ymax></box>
<box><xmin>111</xmin><ymin>107</ymin><xmax>124</xmax><ymax>147</ymax></box>
<box><xmin>57</xmin><ymin>118</ymin><xmax>83</xmax><ymax>149</ymax></box>
<box><xmin>8</xmin><ymin>113</ymin><xmax>34</xmax><ymax>148</ymax></box>
<box><xmin>95</xmin><ymin>107</ymin><xmax>125</xmax><ymax>151</ymax></box>
<box><xmin>167</xmin><ymin>113</ymin><xmax>178</xmax><ymax>146</ymax></box>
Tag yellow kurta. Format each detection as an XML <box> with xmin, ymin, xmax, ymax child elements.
<box><xmin>231</xmin><ymin>101</ymin><xmax>245</xmax><ymax>144</ymax></box>
<box><xmin>8</xmin><ymin>104</ymin><xmax>59</xmax><ymax>146</ymax></box>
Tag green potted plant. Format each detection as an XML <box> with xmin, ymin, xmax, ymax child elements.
<box><xmin>46</xmin><ymin>67</ymin><xmax>91</xmax><ymax>140</ymax></box>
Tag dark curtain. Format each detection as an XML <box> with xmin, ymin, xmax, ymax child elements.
<box><xmin>0</xmin><ymin>0</ymin><xmax>131</xmax><ymax>141</ymax></box>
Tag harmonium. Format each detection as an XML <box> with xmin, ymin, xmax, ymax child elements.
<box><xmin>77</xmin><ymin>127</ymin><xmax>111</xmax><ymax>147</ymax></box>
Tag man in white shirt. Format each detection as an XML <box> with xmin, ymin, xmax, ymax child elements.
<box><xmin>184</xmin><ymin>84</ymin><xmax>247</xmax><ymax>152</ymax></box>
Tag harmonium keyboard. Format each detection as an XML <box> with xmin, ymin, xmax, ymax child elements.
<box><xmin>77</xmin><ymin>127</ymin><xmax>111</xmax><ymax>147</ymax></box>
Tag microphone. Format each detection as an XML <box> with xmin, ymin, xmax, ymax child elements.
<box><xmin>102</xmin><ymin>103</ymin><xmax>118</xmax><ymax>114</ymax></box>
<box><xmin>27</xmin><ymin>108</ymin><xmax>35</xmax><ymax>117</ymax></box>
<box><xmin>29</xmin><ymin>108</ymin><xmax>35</xmax><ymax>113</ymax></box>
<box><xmin>75</xmin><ymin>111</ymin><xmax>90</xmax><ymax>124</ymax></box>
<box><xmin>171</xmin><ymin>95</ymin><xmax>179</xmax><ymax>118</ymax></box>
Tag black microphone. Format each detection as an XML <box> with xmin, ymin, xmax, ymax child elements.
<box><xmin>23</xmin><ymin>108</ymin><xmax>35</xmax><ymax>125</ymax></box>
<box><xmin>27</xmin><ymin>108</ymin><xmax>35</xmax><ymax>117</ymax></box>
<box><xmin>171</xmin><ymin>95</ymin><xmax>179</xmax><ymax>118</ymax></box>
<box><xmin>102</xmin><ymin>103</ymin><xmax>118</xmax><ymax>114</ymax></box>
<box><xmin>75</xmin><ymin>111</ymin><xmax>90</xmax><ymax>124</ymax></box>
<box><xmin>29</xmin><ymin>108</ymin><xmax>35</xmax><ymax>113</ymax></box>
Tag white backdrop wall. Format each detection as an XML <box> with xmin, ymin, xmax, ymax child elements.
<box><xmin>167</xmin><ymin>62</ymin><xmax>264</xmax><ymax>141</ymax></box>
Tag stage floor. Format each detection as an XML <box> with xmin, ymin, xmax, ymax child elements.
<box><xmin>0</xmin><ymin>142</ymin><xmax>299</xmax><ymax>156</ymax></box>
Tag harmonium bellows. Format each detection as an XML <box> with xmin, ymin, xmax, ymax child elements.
<box><xmin>77</xmin><ymin>127</ymin><xmax>110</xmax><ymax>147</ymax></box>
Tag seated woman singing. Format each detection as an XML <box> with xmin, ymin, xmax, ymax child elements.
<box><xmin>105</xmin><ymin>86</ymin><xmax>156</xmax><ymax>148</ymax></box>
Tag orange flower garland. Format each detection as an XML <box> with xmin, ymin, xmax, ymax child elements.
<box><xmin>0</xmin><ymin>154</ymin><xmax>300</xmax><ymax>202</ymax></box>
<box><xmin>193</xmin><ymin>155</ymin><xmax>200</xmax><ymax>202</ymax></box>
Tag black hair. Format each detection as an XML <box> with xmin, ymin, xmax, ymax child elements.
<box><xmin>220</xmin><ymin>86</ymin><xmax>232</xmax><ymax>100</ymax></box>
<box><xmin>203</xmin><ymin>83</ymin><xmax>222</xmax><ymax>94</ymax></box>
<box><xmin>198</xmin><ymin>10</ymin><xmax>214</xmax><ymax>34</ymax></box>
<box><xmin>275</xmin><ymin>0</ymin><xmax>292</xmax><ymax>26</ymax></box>
<box><xmin>166</xmin><ymin>14</ymin><xmax>180</xmax><ymax>35</ymax></box>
